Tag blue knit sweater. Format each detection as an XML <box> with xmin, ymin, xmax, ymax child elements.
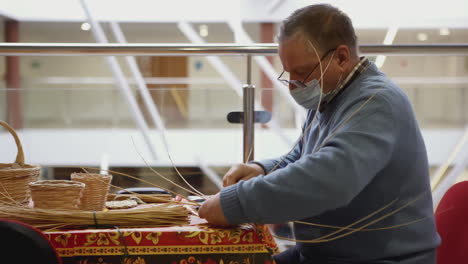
<box><xmin>220</xmin><ymin>62</ymin><xmax>441</xmax><ymax>263</ymax></box>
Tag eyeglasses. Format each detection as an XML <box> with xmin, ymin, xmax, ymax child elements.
<box><xmin>277</xmin><ymin>48</ymin><xmax>336</xmax><ymax>88</ymax></box>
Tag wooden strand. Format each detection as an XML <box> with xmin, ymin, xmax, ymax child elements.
<box><xmin>0</xmin><ymin>182</ymin><xmax>24</xmax><ymax>206</ymax></box>
<box><xmin>130</xmin><ymin>136</ymin><xmax>208</xmax><ymax>199</ymax></box>
<box><xmin>68</xmin><ymin>166</ymin><xmax>200</xmax><ymax>206</ymax></box>
<box><xmin>430</xmin><ymin>128</ymin><xmax>468</xmax><ymax>192</ymax></box>
<box><xmin>79</xmin><ymin>166</ymin><xmax>202</xmax><ymax>203</ymax></box>
<box><xmin>294</xmin><ymin>197</ymin><xmax>397</xmax><ymax>232</ymax></box>
<box><xmin>272</xmin><ymin>191</ymin><xmax>426</xmax><ymax>243</ymax></box>
<box><xmin>94</xmin><ymin>172</ymin><xmax>200</xmax><ymax>207</ymax></box>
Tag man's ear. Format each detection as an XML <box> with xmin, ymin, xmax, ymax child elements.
<box><xmin>335</xmin><ymin>45</ymin><xmax>351</xmax><ymax>70</ymax></box>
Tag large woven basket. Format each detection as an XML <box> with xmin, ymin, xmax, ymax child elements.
<box><xmin>0</xmin><ymin>121</ymin><xmax>41</xmax><ymax>206</ymax></box>
<box><xmin>70</xmin><ymin>172</ymin><xmax>112</xmax><ymax>211</ymax></box>
<box><xmin>29</xmin><ymin>180</ymin><xmax>85</xmax><ymax>210</ymax></box>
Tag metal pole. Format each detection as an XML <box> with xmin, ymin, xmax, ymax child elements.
<box><xmin>226</xmin><ymin>21</ymin><xmax>303</xmax><ymax>115</ymax></box>
<box><xmin>243</xmin><ymin>55</ymin><xmax>255</xmax><ymax>163</ymax></box>
<box><xmin>180</xmin><ymin>22</ymin><xmax>294</xmax><ymax>156</ymax></box>
<box><xmin>1</xmin><ymin>43</ymin><xmax>468</xmax><ymax>56</ymax></box>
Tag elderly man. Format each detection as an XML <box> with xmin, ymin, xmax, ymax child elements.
<box><xmin>199</xmin><ymin>4</ymin><xmax>440</xmax><ymax>264</ymax></box>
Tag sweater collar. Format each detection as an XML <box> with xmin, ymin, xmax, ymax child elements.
<box><xmin>319</xmin><ymin>57</ymin><xmax>370</xmax><ymax>112</ymax></box>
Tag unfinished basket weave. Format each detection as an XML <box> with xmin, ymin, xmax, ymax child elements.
<box><xmin>70</xmin><ymin>172</ymin><xmax>112</xmax><ymax>211</ymax></box>
<box><xmin>0</xmin><ymin>121</ymin><xmax>41</xmax><ymax>206</ymax></box>
<box><xmin>29</xmin><ymin>180</ymin><xmax>85</xmax><ymax>210</ymax></box>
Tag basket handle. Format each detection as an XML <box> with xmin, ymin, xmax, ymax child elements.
<box><xmin>0</xmin><ymin>120</ymin><xmax>25</xmax><ymax>166</ymax></box>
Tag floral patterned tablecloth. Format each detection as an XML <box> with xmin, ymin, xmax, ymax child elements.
<box><xmin>45</xmin><ymin>216</ymin><xmax>279</xmax><ymax>264</ymax></box>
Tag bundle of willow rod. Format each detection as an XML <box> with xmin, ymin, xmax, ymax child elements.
<box><xmin>0</xmin><ymin>203</ymin><xmax>191</xmax><ymax>231</ymax></box>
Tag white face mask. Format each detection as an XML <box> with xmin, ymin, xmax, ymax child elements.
<box><xmin>289</xmin><ymin>50</ymin><xmax>336</xmax><ymax>110</ymax></box>
<box><xmin>290</xmin><ymin>79</ymin><xmax>330</xmax><ymax>110</ymax></box>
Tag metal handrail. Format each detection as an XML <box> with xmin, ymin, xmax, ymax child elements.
<box><xmin>2</xmin><ymin>42</ymin><xmax>468</xmax><ymax>167</ymax></box>
<box><xmin>0</xmin><ymin>43</ymin><xmax>468</xmax><ymax>56</ymax></box>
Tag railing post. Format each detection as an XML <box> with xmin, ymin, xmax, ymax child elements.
<box><xmin>243</xmin><ymin>55</ymin><xmax>255</xmax><ymax>163</ymax></box>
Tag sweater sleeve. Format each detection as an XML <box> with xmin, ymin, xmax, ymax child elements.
<box><xmin>221</xmin><ymin>96</ymin><xmax>397</xmax><ymax>224</ymax></box>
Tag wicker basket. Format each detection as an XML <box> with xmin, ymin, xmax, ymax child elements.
<box><xmin>0</xmin><ymin>121</ymin><xmax>41</xmax><ymax>206</ymax></box>
<box><xmin>29</xmin><ymin>180</ymin><xmax>85</xmax><ymax>210</ymax></box>
<box><xmin>70</xmin><ymin>172</ymin><xmax>112</xmax><ymax>211</ymax></box>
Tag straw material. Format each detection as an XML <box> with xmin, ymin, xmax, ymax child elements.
<box><xmin>29</xmin><ymin>180</ymin><xmax>85</xmax><ymax>210</ymax></box>
<box><xmin>0</xmin><ymin>121</ymin><xmax>41</xmax><ymax>206</ymax></box>
<box><xmin>71</xmin><ymin>172</ymin><xmax>112</xmax><ymax>211</ymax></box>
<box><xmin>0</xmin><ymin>203</ymin><xmax>191</xmax><ymax>230</ymax></box>
<box><xmin>108</xmin><ymin>193</ymin><xmax>173</xmax><ymax>203</ymax></box>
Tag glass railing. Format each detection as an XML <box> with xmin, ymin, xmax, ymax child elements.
<box><xmin>0</xmin><ymin>43</ymin><xmax>467</xmax><ymax>194</ymax></box>
<box><xmin>1</xmin><ymin>43</ymin><xmax>467</xmax><ymax>131</ymax></box>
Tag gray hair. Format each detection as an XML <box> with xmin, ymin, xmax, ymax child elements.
<box><xmin>277</xmin><ymin>4</ymin><xmax>358</xmax><ymax>56</ymax></box>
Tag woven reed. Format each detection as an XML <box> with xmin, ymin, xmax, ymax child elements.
<box><xmin>0</xmin><ymin>203</ymin><xmax>191</xmax><ymax>230</ymax></box>
<box><xmin>0</xmin><ymin>121</ymin><xmax>41</xmax><ymax>206</ymax></box>
<box><xmin>29</xmin><ymin>180</ymin><xmax>85</xmax><ymax>210</ymax></box>
<box><xmin>71</xmin><ymin>172</ymin><xmax>112</xmax><ymax>211</ymax></box>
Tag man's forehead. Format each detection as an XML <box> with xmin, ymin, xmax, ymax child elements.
<box><xmin>279</xmin><ymin>39</ymin><xmax>318</xmax><ymax>71</ymax></box>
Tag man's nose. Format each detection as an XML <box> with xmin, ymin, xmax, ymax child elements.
<box><xmin>288</xmin><ymin>74</ymin><xmax>301</xmax><ymax>90</ymax></box>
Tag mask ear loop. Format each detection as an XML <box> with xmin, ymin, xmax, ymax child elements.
<box><xmin>316</xmin><ymin>50</ymin><xmax>336</xmax><ymax>85</ymax></box>
<box><xmin>328</xmin><ymin>72</ymin><xmax>343</xmax><ymax>98</ymax></box>
<box><xmin>337</xmin><ymin>73</ymin><xmax>343</xmax><ymax>88</ymax></box>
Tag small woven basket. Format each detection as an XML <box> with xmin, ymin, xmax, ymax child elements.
<box><xmin>0</xmin><ymin>121</ymin><xmax>41</xmax><ymax>206</ymax></box>
<box><xmin>70</xmin><ymin>172</ymin><xmax>112</xmax><ymax>211</ymax></box>
<box><xmin>29</xmin><ymin>180</ymin><xmax>85</xmax><ymax>210</ymax></box>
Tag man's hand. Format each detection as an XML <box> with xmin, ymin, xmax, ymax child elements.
<box><xmin>198</xmin><ymin>193</ymin><xmax>230</xmax><ymax>227</ymax></box>
<box><xmin>223</xmin><ymin>163</ymin><xmax>265</xmax><ymax>187</ymax></box>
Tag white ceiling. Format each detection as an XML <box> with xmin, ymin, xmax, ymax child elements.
<box><xmin>0</xmin><ymin>0</ymin><xmax>467</xmax><ymax>28</ymax></box>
